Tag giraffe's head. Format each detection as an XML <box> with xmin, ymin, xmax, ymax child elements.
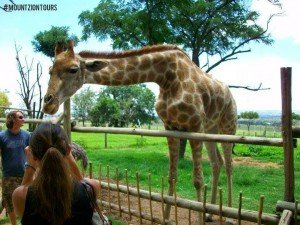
<box><xmin>43</xmin><ymin>40</ymin><xmax>107</xmax><ymax>114</ymax></box>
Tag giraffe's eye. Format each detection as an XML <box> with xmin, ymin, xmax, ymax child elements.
<box><xmin>69</xmin><ymin>66</ymin><xmax>79</xmax><ymax>74</ymax></box>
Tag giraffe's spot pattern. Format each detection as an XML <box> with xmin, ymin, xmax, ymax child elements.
<box><xmin>45</xmin><ymin>44</ymin><xmax>237</xmax><ymax>223</ymax></box>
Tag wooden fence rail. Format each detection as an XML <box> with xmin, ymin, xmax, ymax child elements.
<box><xmin>98</xmin><ymin>180</ymin><xmax>281</xmax><ymax>225</ymax></box>
<box><xmin>90</xmin><ymin>163</ymin><xmax>298</xmax><ymax>225</ymax></box>
<box><xmin>0</xmin><ymin>118</ymin><xmax>286</xmax><ymax>148</ymax></box>
<box><xmin>90</xmin><ymin>161</ymin><xmax>299</xmax><ymax>225</ymax></box>
<box><xmin>72</xmin><ymin>126</ymin><xmax>284</xmax><ymax>147</ymax></box>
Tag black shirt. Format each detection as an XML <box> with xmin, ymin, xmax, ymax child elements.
<box><xmin>22</xmin><ymin>181</ymin><xmax>93</xmax><ymax>225</ymax></box>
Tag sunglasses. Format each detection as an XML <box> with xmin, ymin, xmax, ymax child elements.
<box><xmin>18</xmin><ymin>116</ymin><xmax>24</xmax><ymax>119</ymax></box>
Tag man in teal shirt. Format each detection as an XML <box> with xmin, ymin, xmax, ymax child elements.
<box><xmin>0</xmin><ymin>111</ymin><xmax>30</xmax><ymax>225</ymax></box>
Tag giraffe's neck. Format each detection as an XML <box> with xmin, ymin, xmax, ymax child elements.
<box><xmin>82</xmin><ymin>50</ymin><xmax>182</xmax><ymax>88</ymax></box>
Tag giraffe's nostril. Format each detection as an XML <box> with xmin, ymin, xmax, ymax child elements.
<box><xmin>44</xmin><ymin>94</ymin><xmax>54</xmax><ymax>104</ymax></box>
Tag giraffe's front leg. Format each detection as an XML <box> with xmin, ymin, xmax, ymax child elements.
<box><xmin>189</xmin><ymin>139</ymin><xmax>204</xmax><ymax>224</ymax></box>
<box><xmin>205</xmin><ymin>141</ymin><xmax>223</xmax><ymax>222</ymax></box>
<box><xmin>222</xmin><ymin>142</ymin><xmax>235</xmax><ymax>225</ymax></box>
<box><xmin>164</xmin><ymin>137</ymin><xmax>180</xmax><ymax>220</ymax></box>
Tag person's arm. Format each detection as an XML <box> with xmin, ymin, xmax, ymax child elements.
<box><xmin>21</xmin><ymin>163</ymin><xmax>36</xmax><ymax>185</ymax></box>
<box><xmin>22</xmin><ymin>146</ymin><xmax>37</xmax><ymax>186</ymax></box>
<box><xmin>65</xmin><ymin>145</ymin><xmax>83</xmax><ymax>180</ymax></box>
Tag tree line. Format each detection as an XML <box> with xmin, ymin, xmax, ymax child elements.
<box><xmin>72</xmin><ymin>85</ymin><xmax>157</xmax><ymax>127</ymax></box>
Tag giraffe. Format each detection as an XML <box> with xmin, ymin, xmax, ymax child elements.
<box><xmin>43</xmin><ymin>40</ymin><xmax>237</xmax><ymax>223</ymax></box>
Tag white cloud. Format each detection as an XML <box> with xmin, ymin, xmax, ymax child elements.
<box><xmin>212</xmin><ymin>54</ymin><xmax>300</xmax><ymax>111</ymax></box>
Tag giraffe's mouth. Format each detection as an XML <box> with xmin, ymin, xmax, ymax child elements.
<box><xmin>43</xmin><ymin>104</ymin><xmax>59</xmax><ymax>115</ymax></box>
<box><xmin>42</xmin><ymin>93</ymin><xmax>60</xmax><ymax>115</ymax></box>
<box><xmin>42</xmin><ymin>100</ymin><xmax>59</xmax><ymax>115</ymax></box>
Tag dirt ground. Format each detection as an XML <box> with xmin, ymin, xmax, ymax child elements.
<box><xmin>232</xmin><ymin>157</ymin><xmax>280</xmax><ymax>168</ymax></box>
<box><xmin>101</xmin><ymin>188</ymin><xmax>258</xmax><ymax>225</ymax></box>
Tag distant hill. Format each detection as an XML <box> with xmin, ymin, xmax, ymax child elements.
<box><xmin>238</xmin><ymin>110</ymin><xmax>300</xmax><ymax>126</ymax></box>
<box><xmin>238</xmin><ymin>110</ymin><xmax>281</xmax><ymax>120</ymax></box>
<box><xmin>256</xmin><ymin>110</ymin><xmax>281</xmax><ymax>120</ymax></box>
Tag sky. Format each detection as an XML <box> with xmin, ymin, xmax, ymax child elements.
<box><xmin>0</xmin><ymin>0</ymin><xmax>299</xmax><ymax>115</ymax></box>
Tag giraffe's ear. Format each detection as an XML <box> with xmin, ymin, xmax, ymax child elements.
<box><xmin>85</xmin><ymin>60</ymin><xmax>108</xmax><ymax>72</ymax></box>
<box><xmin>66</xmin><ymin>40</ymin><xmax>75</xmax><ymax>58</ymax></box>
<box><xmin>55</xmin><ymin>42</ymin><xmax>64</xmax><ymax>57</ymax></box>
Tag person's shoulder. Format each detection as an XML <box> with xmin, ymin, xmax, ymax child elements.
<box><xmin>0</xmin><ymin>129</ymin><xmax>7</xmax><ymax>134</ymax></box>
<box><xmin>82</xmin><ymin>178</ymin><xmax>100</xmax><ymax>195</ymax></box>
<box><xmin>0</xmin><ymin>130</ymin><xmax>7</xmax><ymax>138</ymax></box>
<box><xmin>12</xmin><ymin>185</ymin><xmax>29</xmax><ymax>216</ymax></box>
<box><xmin>13</xmin><ymin>185</ymin><xmax>28</xmax><ymax>198</ymax></box>
<box><xmin>21</xmin><ymin>129</ymin><xmax>30</xmax><ymax>134</ymax></box>
<box><xmin>20</xmin><ymin>129</ymin><xmax>30</xmax><ymax>136</ymax></box>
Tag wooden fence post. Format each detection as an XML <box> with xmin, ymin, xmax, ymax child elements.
<box><xmin>63</xmin><ymin>99</ymin><xmax>71</xmax><ymax>141</ymax></box>
<box><xmin>105</xmin><ymin>133</ymin><xmax>108</xmax><ymax>148</ymax></box>
<box><xmin>281</xmin><ymin>67</ymin><xmax>295</xmax><ymax>202</ymax></box>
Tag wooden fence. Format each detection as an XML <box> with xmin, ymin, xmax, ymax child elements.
<box><xmin>85</xmin><ymin>162</ymin><xmax>299</xmax><ymax>225</ymax></box>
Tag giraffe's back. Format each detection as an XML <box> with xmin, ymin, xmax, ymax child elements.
<box><xmin>155</xmin><ymin>61</ymin><xmax>237</xmax><ymax>135</ymax></box>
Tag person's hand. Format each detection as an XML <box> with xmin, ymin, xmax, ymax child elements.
<box><xmin>65</xmin><ymin>145</ymin><xmax>83</xmax><ymax>180</ymax></box>
<box><xmin>24</xmin><ymin>146</ymin><xmax>38</xmax><ymax>169</ymax></box>
<box><xmin>65</xmin><ymin>148</ymin><xmax>77</xmax><ymax>165</ymax></box>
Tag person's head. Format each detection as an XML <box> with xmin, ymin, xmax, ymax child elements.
<box><xmin>6</xmin><ymin>110</ymin><xmax>25</xmax><ymax>129</ymax></box>
<box><xmin>29</xmin><ymin>122</ymin><xmax>73</xmax><ymax>225</ymax></box>
<box><xmin>29</xmin><ymin>122</ymin><xmax>70</xmax><ymax>160</ymax></box>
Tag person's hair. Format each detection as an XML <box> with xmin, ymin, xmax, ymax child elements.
<box><xmin>29</xmin><ymin>122</ymin><xmax>73</xmax><ymax>225</ymax></box>
<box><xmin>6</xmin><ymin>110</ymin><xmax>24</xmax><ymax>129</ymax></box>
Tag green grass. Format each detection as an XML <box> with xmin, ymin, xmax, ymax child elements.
<box><xmin>0</xmin><ymin>217</ymin><xmax>10</xmax><ymax>225</ymax></box>
<box><xmin>72</xmin><ymin>132</ymin><xmax>300</xmax><ymax>215</ymax></box>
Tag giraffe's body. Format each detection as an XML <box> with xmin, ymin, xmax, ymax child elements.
<box><xmin>43</xmin><ymin>41</ymin><xmax>237</xmax><ymax>223</ymax></box>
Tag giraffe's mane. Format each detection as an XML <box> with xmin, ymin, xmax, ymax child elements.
<box><xmin>78</xmin><ymin>44</ymin><xmax>185</xmax><ymax>59</ymax></box>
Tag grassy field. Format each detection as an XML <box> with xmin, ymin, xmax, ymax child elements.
<box><xmin>72</xmin><ymin>130</ymin><xmax>300</xmax><ymax>215</ymax></box>
<box><xmin>0</xmin><ymin>128</ymin><xmax>300</xmax><ymax>225</ymax></box>
<box><xmin>1</xmin><ymin>124</ymin><xmax>298</xmax><ymax>224</ymax></box>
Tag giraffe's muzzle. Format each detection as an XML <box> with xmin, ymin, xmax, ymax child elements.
<box><xmin>43</xmin><ymin>94</ymin><xmax>59</xmax><ymax>114</ymax></box>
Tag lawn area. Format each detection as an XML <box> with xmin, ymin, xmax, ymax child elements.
<box><xmin>71</xmin><ymin>131</ymin><xmax>300</xmax><ymax>214</ymax></box>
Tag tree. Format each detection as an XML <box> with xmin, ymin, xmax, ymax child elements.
<box><xmin>72</xmin><ymin>87</ymin><xmax>96</xmax><ymax>126</ymax></box>
<box><xmin>0</xmin><ymin>90</ymin><xmax>11</xmax><ymax>118</ymax></box>
<box><xmin>102</xmin><ymin>84</ymin><xmax>156</xmax><ymax>127</ymax></box>
<box><xmin>90</xmin><ymin>95</ymin><xmax>120</xmax><ymax>127</ymax></box>
<box><xmin>15</xmin><ymin>43</ymin><xmax>44</xmax><ymax>130</ymax></box>
<box><xmin>32</xmin><ymin>26</ymin><xmax>79</xmax><ymax>60</ymax></box>
<box><xmin>292</xmin><ymin>112</ymin><xmax>300</xmax><ymax>126</ymax></box>
<box><xmin>78</xmin><ymin>0</ymin><xmax>277</xmax><ymax>71</ymax></box>
<box><xmin>239</xmin><ymin>111</ymin><xmax>259</xmax><ymax>132</ymax></box>
<box><xmin>90</xmin><ymin>85</ymin><xmax>156</xmax><ymax>127</ymax></box>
